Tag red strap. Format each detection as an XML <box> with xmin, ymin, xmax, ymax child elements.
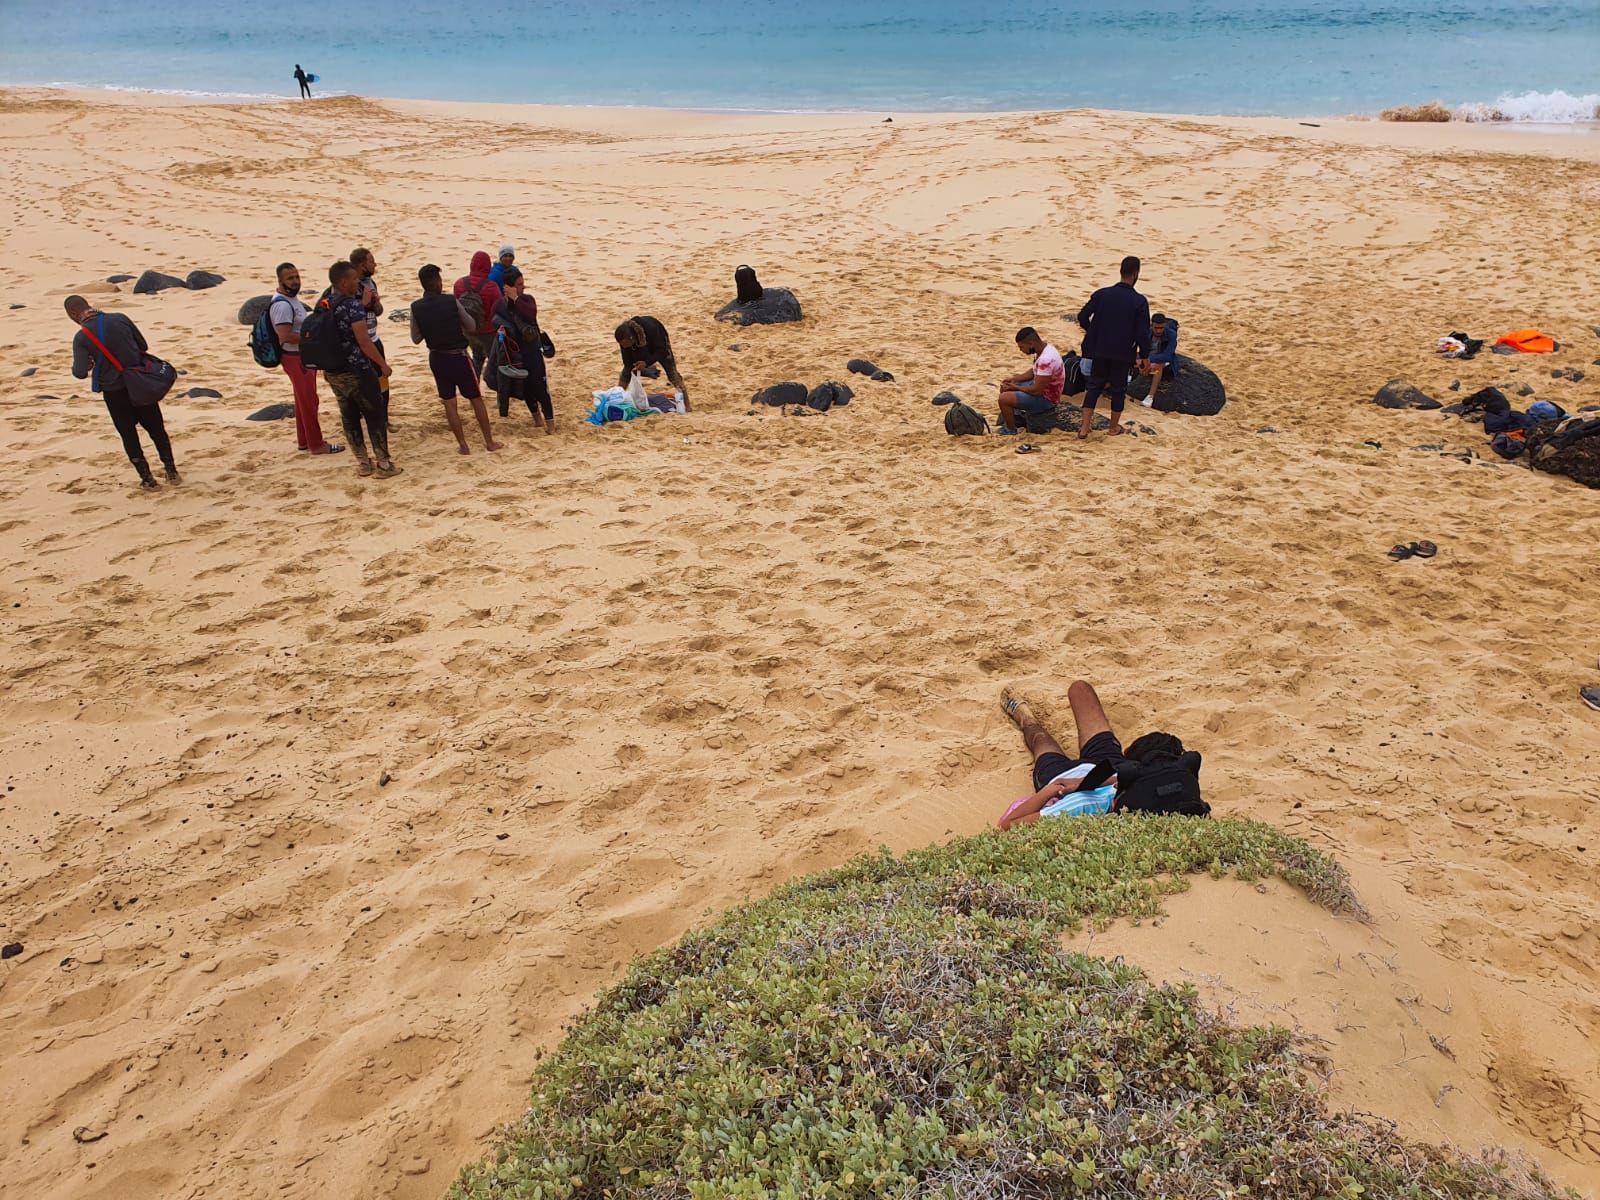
<box><xmin>78</xmin><ymin>319</ymin><xmax>126</xmax><ymax>373</ymax></box>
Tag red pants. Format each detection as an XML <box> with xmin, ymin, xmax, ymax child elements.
<box><xmin>281</xmin><ymin>353</ymin><xmax>326</xmax><ymax>451</ymax></box>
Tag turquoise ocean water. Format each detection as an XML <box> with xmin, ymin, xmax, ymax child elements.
<box><xmin>1</xmin><ymin>0</ymin><xmax>1596</xmax><ymax>119</ymax></box>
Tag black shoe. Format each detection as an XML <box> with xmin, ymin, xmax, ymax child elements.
<box><xmin>163</xmin><ymin>464</ymin><xmax>181</xmax><ymax>483</ymax></box>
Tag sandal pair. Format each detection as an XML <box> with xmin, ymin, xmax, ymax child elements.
<box><xmin>1388</xmin><ymin>540</ymin><xmax>1438</xmax><ymax>561</ymax></box>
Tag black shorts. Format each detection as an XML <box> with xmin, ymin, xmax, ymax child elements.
<box><xmin>1032</xmin><ymin>730</ymin><xmax>1125</xmax><ymax>791</ymax></box>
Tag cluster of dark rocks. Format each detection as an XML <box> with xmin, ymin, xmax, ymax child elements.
<box><xmin>131</xmin><ymin>269</ymin><xmax>226</xmax><ymax>294</ymax></box>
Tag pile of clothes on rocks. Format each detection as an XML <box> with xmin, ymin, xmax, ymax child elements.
<box><xmin>1451</xmin><ymin>386</ymin><xmax>1600</xmax><ymax>488</ymax></box>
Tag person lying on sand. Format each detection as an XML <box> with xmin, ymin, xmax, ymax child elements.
<box><xmin>996</xmin><ymin>326</ymin><xmax>1065</xmax><ymax>434</ymax></box>
<box><xmin>996</xmin><ymin>681</ymin><xmax>1208</xmax><ymax>829</ymax></box>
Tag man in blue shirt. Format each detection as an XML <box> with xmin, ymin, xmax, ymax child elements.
<box><xmin>1141</xmin><ymin>312</ymin><xmax>1179</xmax><ymax>408</ymax></box>
<box><xmin>489</xmin><ymin>245</ymin><xmax>515</xmax><ymax>286</ymax></box>
<box><xmin>1075</xmin><ymin>256</ymin><xmax>1152</xmax><ymax>439</ymax></box>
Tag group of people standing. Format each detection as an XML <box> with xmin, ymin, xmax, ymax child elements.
<box><xmin>996</xmin><ymin>256</ymin><xmax>1179</xmax><ymax>438</ymax></box>
<box><xmin>258</xmin><ymin>245</ymin><xmax>687</xmax><ymax>479</ymax></box>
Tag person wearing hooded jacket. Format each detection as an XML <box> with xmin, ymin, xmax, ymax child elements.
<box><xmin>453</xmin><ymin>251</ymin><xmax>503</xmax><ymax>382</ymax></box>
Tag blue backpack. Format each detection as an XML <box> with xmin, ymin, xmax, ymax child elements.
<box><xmin>250</xmin><ymin>302</ymin><xmax>282</xmax><ymax>369</ymax></box>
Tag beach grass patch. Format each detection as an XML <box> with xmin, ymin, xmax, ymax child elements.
<box><xmin>451</xmin><ymin>817</ymin><xmax>1575</xmax><ymax>1200</ymax></box>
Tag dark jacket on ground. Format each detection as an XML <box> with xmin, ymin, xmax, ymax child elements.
<box><xmin>1077</xmin><ymin>282</ymin><xmax>1152</xmax><ymax>365</ymax></box>
<box><xmin>72</xmin><ymin>311</ymin><xmax>148</xmax><ymax>391</ymax></box>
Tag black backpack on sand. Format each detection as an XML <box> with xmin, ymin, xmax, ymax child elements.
<box><xmin>1115</xmin><ymin>752</ymin><xmax>1210</xmax><ymax>817</ymax></box>
<box><xmin>298</xmin><ymin>302</ymin><xmax>345</xmax><ymax>372</ymax></box>
<box><xmin>934</xmin><ymin>391</ymin><xmax>988</xmax><ymax>436</ymax></box>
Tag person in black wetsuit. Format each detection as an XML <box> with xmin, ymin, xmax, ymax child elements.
<box><xmin>294</xmin><ymin>65</ymin><xmax>312</xmax><ymax>99</ymax></box>
<box><xmin>615</xmin><ymin>315</ymin><xmax>690</xmax><ymax>411</ymax></box>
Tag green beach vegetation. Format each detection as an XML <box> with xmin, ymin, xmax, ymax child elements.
<box><xmin>451</xmin><ymin>818</ymin><xmax>1575</xmax><ymax>1200</ymax></box>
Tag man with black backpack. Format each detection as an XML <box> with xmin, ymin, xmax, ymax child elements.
<box><xmin>268</xmin><ymin>263</ymin><xmax>341</xmax><ymax>456</ymax></box>
<box><xmin>995</xmin><ymin>680</ymin><xmax>1208</xmax><ymax>829</ymax></box>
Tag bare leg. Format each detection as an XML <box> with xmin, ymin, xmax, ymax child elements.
<box><xmin>1145</xmin><ymin>366</ymin><xmax>1161</xmax><ymax>408</ymax></box>
<box><xmin>442</xmin><ymin>398</ymin><xmax>470</xmax><ymax>454</ymax></box>
<box><xmin>998</xmin><ymin>391</ymin><xmax>1021</xmax><ymax>431</ymax></box>
<box><xmin>1000</xmin><ymin>686</ymin><xmax>1066</xmax><ymax>764</ymax></box>
<box><xmin>1065</xmin><ymin>680</ymin><xmax>1114</xmax><ymax>756</ymax></box>
<box><xmin>1078</xmin><ymin>405</ymin><xmax>1094</xmax><ymax>440</ymax></box>
<box><xmin>469</xmin><ymin>396</ymin><xmax>502</xmax><ymax>450</ymax></box>
<box><xmin>663</xmin><ymin>354</ymin><xmax>691</xmax><ymax>411</ymax></box>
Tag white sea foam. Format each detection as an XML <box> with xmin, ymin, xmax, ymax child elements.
<box><xmin>1455</xmin><ymin>89</ymin><xmax>1600</xmax><ymax>123</ymax></box>
<box><xmin>34</xmin><ymin>80</ymin><xmax>344</xmax><ymax>103</ymax></box>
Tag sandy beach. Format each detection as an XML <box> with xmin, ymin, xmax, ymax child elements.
<box><xmin>1</xmin><ymin>87</ymin><xmax>1598</xmax><ymax>1200</ymax></box>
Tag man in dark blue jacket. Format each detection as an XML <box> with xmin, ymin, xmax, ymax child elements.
<box><xmin>1076</xmin><ymin>256</ymin><xmax>1152</xmax><ymax>439</ymax></box>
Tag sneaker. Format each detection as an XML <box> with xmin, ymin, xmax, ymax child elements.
<box><xmin>1141</xmin><ymin>396</ymin><xmax>1155</xmax><ymax>408</ymax></box>
<box><xmin>1582</xmin><ymin>686</ymin><xmax>1600</xmax><ymax>712</ymax></box>
<box><xmin>997</xmin><ymin>425</ymin><xmax>1017</xmax><ymax>436</ymax></box>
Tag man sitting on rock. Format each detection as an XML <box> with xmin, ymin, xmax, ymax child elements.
<box><xmin>995</xmin><ymin>680</ymin><xmax>1208</xmax><ymax>829</ymax></box>
<box><xmin>996</xmin><ymin>326</ymin><xmax>1065</xmax><ymax>435</ymax></box>
<box><xmin>1140</xmin><ymin>312</ymin><xmax>1179</xmax><ymax>408</ymax></box>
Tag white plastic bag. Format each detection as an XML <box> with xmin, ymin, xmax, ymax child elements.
<box><xmin>625</xmin><ymin>371</ymin><xmax>649</xmax><ymax>408</ymax></box>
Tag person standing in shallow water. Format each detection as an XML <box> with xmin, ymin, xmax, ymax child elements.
<box><xmin>66</xmin><ymin>295</ymin><xmax>179</xmax><ymax>489</ymax></box>
<box><xmin>294</xmin><ymin>65</ymin><xmax>311</xmax><ymax>99</ymax></box>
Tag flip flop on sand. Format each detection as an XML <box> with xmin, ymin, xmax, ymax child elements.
<box><xmin>1015</xmin><ymin>443</ymin><xmax>1038</xmax><ymax>454</ymax></box>
<box><xmin>1000</xmin><ymin>686</ymin><xmax>1034</xmax><ymax>728</ymax></box>
<box><xmin>1581</xmin><ymin>686</ymin><xmax>1600</xmax><ymax>712</ymax></box>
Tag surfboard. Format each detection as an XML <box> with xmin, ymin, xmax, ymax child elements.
<box><xmin>306</xmin><ymin>73</ymin><xmax>319</xmax><ymax>83</ymax></box>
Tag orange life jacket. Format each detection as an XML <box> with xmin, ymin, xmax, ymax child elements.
<box><xmin>1495</xmin><ymin>329</ymin><xmax>1558</xmax><ymax>354</ymax></box>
